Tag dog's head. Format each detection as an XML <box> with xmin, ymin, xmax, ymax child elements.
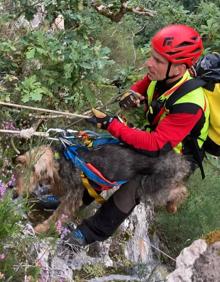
<box><xmin>15</xmin><ymin>146</ymin><xmax>60</xmax><ymax>198</ymax></box>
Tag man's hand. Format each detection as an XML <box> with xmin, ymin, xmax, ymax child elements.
<box><xmin>87</xmin><ymin>108</ymin><xmax>113</xmax><ymax>129</ymax></box>
<box><xmin>119</xmin><ymin>90</ymin><xmax>144</xmax><ymax>109</ymax></box>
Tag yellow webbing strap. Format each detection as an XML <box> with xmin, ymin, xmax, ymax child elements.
<box><xmin>80</xmin><ymin>173</ymin><xmax>106</xmax><ymax>204</ymax></box>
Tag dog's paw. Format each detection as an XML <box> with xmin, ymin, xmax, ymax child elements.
<box><xmin>34</xmin><ymin>223</ymin><xmax>50</xmax><ymax>233</ymax></box>
<box><xmin>166</xmin><ymin>201</ymin><xmax>177</xmax><ymax>213</ymax></box>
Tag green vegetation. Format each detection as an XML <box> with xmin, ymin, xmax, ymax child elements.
<box><xmin>0</xmin><ymin>0</ymin><xmax>220</xmax><ymax>279</ymax></box>
<box><xmin>155</xmin><ymin>158</ymin><xmax>220</xmax><ymax>257</ymax></box>
<box><xmin>0</xmin><ymin>192</ymin><xmax>40</xmax><ymax>280</ymax></box>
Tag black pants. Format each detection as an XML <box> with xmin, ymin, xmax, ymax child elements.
<box><xmin>79</xmin><ymin>175</ymin><xmax>142</xmax><ymax>244</ymax></box>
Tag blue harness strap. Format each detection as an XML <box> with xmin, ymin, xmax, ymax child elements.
<box><xmin>92</xmin><ymin>137</ymin><xmax>119</xmax><ymax>147</ymax></box>
<box><xmin>81</xmin><ymin>130</ymin><xmax>120</xmax><ymax>147</ymax></box>
<box><xmin>64</xmin><ymin>145</ymin><xmax>127</xmax><ymax>189</ymax></box>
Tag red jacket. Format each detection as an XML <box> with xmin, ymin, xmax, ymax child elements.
<box><xmin>107</xmin><ymin>75</ymin><xmax>204</xmax><ymax>156</ymax></box>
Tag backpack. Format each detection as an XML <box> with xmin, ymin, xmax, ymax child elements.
<box><xmin>166</xmin><ymin>53</ymin><xmax>220</xmax><ymax>157</ymax></box>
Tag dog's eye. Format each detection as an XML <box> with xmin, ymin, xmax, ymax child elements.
<box><xmin>15</xmin><ymin>164</ymin><xmax>23</xmax><ymax>169</ymax></box>
<box><xmin>16</xmin><ymin>155</ymin><xmax>27</xmax><ymax>165</ymax></box>
<box><xmin>15</xmin><ymin>164</ymin><xmax>25</xmax><ymax>174</ymax></box>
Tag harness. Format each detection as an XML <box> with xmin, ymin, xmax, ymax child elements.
<box><xmin>61</xmin><ymin>131</ymin><xmax>127</xmax><ymax>204</ymax></box>
<box><xmin>146</xmin><ymin>72</ymin><xmax>209</xmax><ymax>178</ymax></box>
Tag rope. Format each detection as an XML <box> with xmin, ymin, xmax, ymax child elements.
<box><xmin>136</xmin><ymin>236</ymin><xmax>176</xmax><ymax>263</ymax></box>
<box><xmin>149</xmin><ymin>242</ymin><xmax>176</xmax><ymax>262</ymax></box>
<box><xmin>0</xmin><ymin>128</ymin><xmax>79</xmax><ymax>140</ymax></box>
<box><xmin>0</xmin><ymin>129</ymin><xmax>49</xmax><ymax>138</ymax></box>
<box><xmin>0</xmin><ymin>101</ymin><xmax>90</xmax><ymax>119</ymax></box>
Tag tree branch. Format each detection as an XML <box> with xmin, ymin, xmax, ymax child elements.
<box><xmin>91</xmin><ymin>1</ymin><xmax>156</xmax><ymax>23</ymax></box>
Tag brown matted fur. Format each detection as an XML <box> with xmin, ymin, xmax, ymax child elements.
<box><xmin>15</xmin><ymin>144</ymin><xmax>191</xmax><ymax>233</ymax></box>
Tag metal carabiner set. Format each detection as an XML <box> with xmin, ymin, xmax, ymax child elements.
<box><xmin>45</xmin><ymin>128</ymin><xmax>112</xmax><ymax>147</ymax></box>
<box><xmin>45</xmin><ymin>128</ymin><xmax>81</xmax><ymax>147</ymax></box>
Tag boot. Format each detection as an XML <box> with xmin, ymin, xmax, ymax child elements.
<box><xmin>77</xmin><ymin>196</ymin><xmax>131</xmax><ymax>244</ymax></box>
<box><xmin>64</xmin><ymin>228</ymin><xmax>87</xmax><ymax>252</ymax></box>
<box><xmin>64</xmin><ymin>176</ymin><xmax>141</xmax><ymax>247</ymax></box>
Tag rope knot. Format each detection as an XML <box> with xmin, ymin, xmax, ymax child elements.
<box><xmin>20</xmin><ymin>127</ymin><xmax>35</xmax><ymax>139</ymax></box>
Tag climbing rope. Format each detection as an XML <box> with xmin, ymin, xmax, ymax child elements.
<box><xmin>0</xmin><ymin>128</ymin><xmax>48</xmax><ymax>138</ymax></box>
<box><xmin>0</xmin><ymin>101</ymin><xmax>90</xmax><ymax>119</ymax></box>
<box><xmin>149</xmin><ymin>241</ymin><xmax>176</xmax><ymax>262</ymax></box>
<box><xmin>0</xmin><ymin>128</ymin><xmax>79</xmax><ymax>140</ymax></box>
<box><xmin>0</xmin><ymin>90</ymin><xmax>124</xmax><ymax>121</ymax></box>
<box><xmin>134</xmin><ymin>237</ymin><xmax>176</xmax><ymax>262</ymax></box>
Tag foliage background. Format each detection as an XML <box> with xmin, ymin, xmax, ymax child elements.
<box><xmin>0</xmin><ymin>0</ymin><xmax>220</xmax><ymax>279</ymax></box>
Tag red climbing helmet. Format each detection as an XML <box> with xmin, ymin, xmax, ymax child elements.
<box><xmin>151</xmin><ymin>24</ymin><xmax>203</xmax><ymax>67</ymax></box>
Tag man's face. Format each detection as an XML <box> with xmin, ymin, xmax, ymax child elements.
<box><xmin>145</xmin><ymin>48</ymin><xmax>169</xmax><ymax>81</ymax></box>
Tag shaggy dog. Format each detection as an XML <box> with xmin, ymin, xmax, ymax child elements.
<box><xmin>15</xmin><ymin>144</ymin><xmax>191</xmax><ymax>233</ymax></box>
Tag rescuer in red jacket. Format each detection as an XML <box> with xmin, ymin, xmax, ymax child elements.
<box><xmin>64</xmin><ymin>24</ymin><xmax>209</xmax><ymax>247</ymax></box>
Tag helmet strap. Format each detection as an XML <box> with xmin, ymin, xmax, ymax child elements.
<box><xmin>165</xmin><ymin>62</ymin><xmax>172</xmax><ymax>80</ymax></box>
<box><xmin>165</xmin><ymin>61</ymin><xmax>182</xmax><ymax>82</ymax></box>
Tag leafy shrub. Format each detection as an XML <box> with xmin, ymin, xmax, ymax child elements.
<box><xmin>0</xmin><ymin>191</ymin><xmax>40</xmax><ymax>280</ymax></box>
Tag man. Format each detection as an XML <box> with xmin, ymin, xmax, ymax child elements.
<box><xmin>65</xmin><ymin>24</ymin><xmax>209</xmax><ymax>247</ymax></box>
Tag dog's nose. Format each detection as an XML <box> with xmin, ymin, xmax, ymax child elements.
<box><xmin>12</xmin><ymin>188</ymin><xmax>19</xmax><ymax>199</ymax></box>
<box><xmin>32</xmin><ymin>184</ymin><xmax>50</xmax><ymax>198</ymax></box>
<box><xmin>38</xmin><ymin>184</ymin><xmax>50</xmax><ymax>195</ymax></box>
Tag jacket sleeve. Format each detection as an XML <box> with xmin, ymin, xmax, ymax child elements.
<box><xmin>108</xmin><ymin>108</ymin><xmax>203</xmax><ymax>156</ymax></box>
<box><xmin>130</xmin><ymin>75</ymin><xmax>151</xmax><ymax>96</ymax></box>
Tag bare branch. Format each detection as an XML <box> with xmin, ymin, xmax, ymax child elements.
<box><xmin>91</xmin><ymin>1</ymin><xmax>156</xmax><ymax>23</ymax></box>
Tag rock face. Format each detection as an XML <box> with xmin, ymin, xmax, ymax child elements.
<box><xmin>14</xmin><ymin>4</ymin><xmax>45</xmax><ymax>29</ymax></box>
<box><xmin>22</xmin><ymin>203</ymin><xmax>220</xmax><ymax>282</ymax></box>
<box><xmin>166</xmin><ymin>238</ymin><xmax>220</xmax><ymax>282</ymax></box>
<box><xmin>13</xmin><ymin>198</ymin><xmax>220</xmax><ymax>281</ymax></box>
<box><xmin>192</xmin><ymin>241</ymin><xmax>220</xmax><ymax>282</ymax></box>
<box><xmin>22</xmin><ymin>202</ymin><xmax>168</xmax><ymax>281</ymax></box>
<box><xmin>124</xmin><ymin>203</ymin><xmax>154</xmax><ymax>264</ymax></box>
